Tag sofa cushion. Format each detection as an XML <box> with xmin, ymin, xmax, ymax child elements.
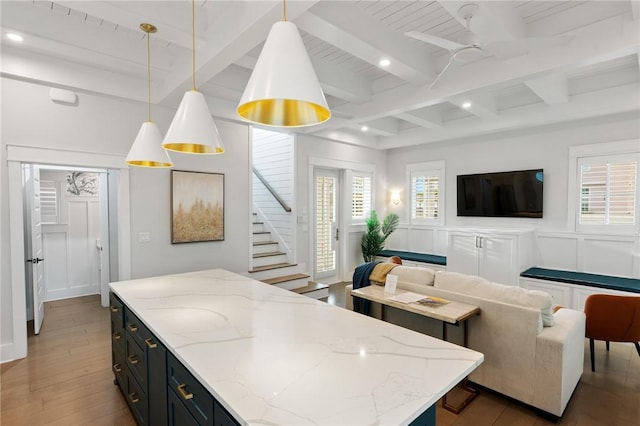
<box><xmin>388</xmin><ymin>266</ymin><xmax>435</xmax><ymax>288</ymax></box>
<box><xmin>434</xmin><ymin>271</ymin><xmax>554</xmax><ymax>327</ymax></box>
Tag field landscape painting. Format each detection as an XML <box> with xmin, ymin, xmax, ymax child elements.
<box><xmin>171</xmin><ymin>170</ymin><xmax>224</xmax><ymax>243</ymax></box>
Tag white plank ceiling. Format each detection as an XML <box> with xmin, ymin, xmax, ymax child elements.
<box><xmin>1</xmin><ymin>0</ymin><xmax>638</xmax><ymax>149</ymax></box>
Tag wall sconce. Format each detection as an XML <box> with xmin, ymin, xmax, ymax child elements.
<box><xmin>390</xmin><ymin>191</ymin><xmax>401</xmax><ymax>206</ymax></box>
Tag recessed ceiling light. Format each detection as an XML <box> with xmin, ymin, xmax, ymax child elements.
<box><xmin>461</xmin><ymin>101</ymin><xmax>472</xmax><ymax>109</ymax></box>
<box><xmin>361</xmin><ymin>126</ymin><xmax>368</xmax><ymax>132</ymax></box>
<box><xmin>379</xmin><ymin>59</ymin><xmax>390</xmax><ymax>67</ymax></box>
<box><xmin>7</xmin><ymin>33</ymin><xmax>23</xmax><ymax>42</ymax></box>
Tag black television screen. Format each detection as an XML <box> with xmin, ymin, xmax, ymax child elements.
<box><xmin>457</xmin><ymin>169</ymin><xmax>543</xmax><ymax>218</ymax></box>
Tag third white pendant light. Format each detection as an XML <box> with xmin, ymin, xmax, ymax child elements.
<box><xmin>237</xmin><ymin>0</ymin><xmax>330</xmax><ymax>127</ymax></box>
<box><xmin>162</xmin><ymin>0</ymin><xmax>224</xmax><ymax>154</ymax></box>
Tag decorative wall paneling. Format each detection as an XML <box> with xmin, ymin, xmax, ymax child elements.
<box><xmin>42</xmin><ymin>198</ymin><xmax>101</xmax><ymax>301</ymax></box>
<box><xmin>536</xmin><ymin>232</ymin><xmax>639</xmax><ymax>279</ymax></box>
<box><xmin>386</xmin><ymin>224</ymin><xmax>449</xmax><ymax>257</ymax></box>
<box><xmin>252</xmin><ymin>130</ymin><xmax>295</xmax><ymax>260</ymax></box>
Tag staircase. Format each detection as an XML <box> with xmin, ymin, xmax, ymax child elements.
<box><xmin>249</xmin><ymin>214</ymin><xmax>328</xmax><ymax>300</ymax></box>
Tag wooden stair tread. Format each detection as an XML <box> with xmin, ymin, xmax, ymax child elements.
<box><xmin>249</xmin><ymin>263</ymin><xmax>297</xmax><ymax>273</ymax></box>
<box><xmin>291</xmin><ymin>282</ymin><xmax>329</xmax><ymax>294</ymax></box>
<box><xmin>261</xmin><ymin>273</ymin><xmax>310</xmax><ymax>285</ymax></box>
<box><xmin>253</xmin><ymin>231</ymin><xmax>270</xmax><ymax>235</ymax></box>
<box><xmin>253</xmin><ymin>241</ymin><xmax>277</xmax><ymax>246</ymax></box>
<box><xmin>253</xmin><ymin>251</ymin><xmax>286</xmax><ymax>258</ymax></box>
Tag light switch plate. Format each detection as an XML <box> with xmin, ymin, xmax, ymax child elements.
<box><xmin>138</xmin><ymin>232</ymin><xmax>151</xmax><ymax>243</ymax></box>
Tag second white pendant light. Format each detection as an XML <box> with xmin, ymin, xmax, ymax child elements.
<box><xmin>237</xmin><ymin>1</ymin><xmax>330</xmax><ymax>127</ymax></box>
<box><xmin>162</xmin><ymin>0</ymin><xmax>224</xmax><ymax>155</ymax></box>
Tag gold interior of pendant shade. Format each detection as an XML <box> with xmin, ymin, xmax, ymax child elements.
<box><xmin>127</xmin><ymin>159</ymin><xmax>172</xmax><ymax>167</ymax></box>
<box><xmin>162</xmin><ymin>143</ymin><xmax>224</xmax><ymax>154</ymax></box>
<box><xmin>237</xmin><ymin>99</ymin><xmax>330</xmax><ymax>127</ymax></box>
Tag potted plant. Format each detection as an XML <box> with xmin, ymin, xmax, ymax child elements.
<box><xmin>361</xmin><ymin>210</ymin><xmax>399</xmax><ymax>262</ymax></box>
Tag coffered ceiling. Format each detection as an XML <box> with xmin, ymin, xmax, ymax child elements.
<box><xmin>1</xmin><ymin>1</ymin><xmax>639</xmax><ymax>149</ymax></box>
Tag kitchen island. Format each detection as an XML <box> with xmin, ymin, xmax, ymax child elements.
<box><xmin>110</xmin><ymin>269</ymin><xmax>483</xmax><ymax>425</ymax></box>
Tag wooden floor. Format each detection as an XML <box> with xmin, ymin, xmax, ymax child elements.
<box><xmin>1</xmin><ymin>295</ymin><xmax>135</xmax><ymax>426</ymax></box>
<box><xmin>2</xmin><ymin>289</ymin><xmax>639</xmax><ymax>425</ymax></box>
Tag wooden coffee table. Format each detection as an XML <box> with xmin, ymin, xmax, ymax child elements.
<box><xmin>351</xmin><ymin>285</ymin><xmax>480</xmax><ymax>413</ymax></box>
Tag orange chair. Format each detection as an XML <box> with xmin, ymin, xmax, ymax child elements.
<box><xmin>584</xmin><ymin>294</ymin><xmax>640</xmax><ymax>372</ymax></box>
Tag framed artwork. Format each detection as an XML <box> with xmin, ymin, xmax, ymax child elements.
<box><xmin>171</xmin><ymin>170</ymin><xmax>224</xmax><ymax>243</ymax></box>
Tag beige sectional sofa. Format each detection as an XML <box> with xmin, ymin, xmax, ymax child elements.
<box><xmin>345</xmin><ymin>266</ymin><xmax>585</xmax><ymax>417</ymax></box>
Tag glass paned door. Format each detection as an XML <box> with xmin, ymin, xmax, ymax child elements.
<box><xmin>314</xmin><ymin>169</ymin><xmax>339</xmax><ymax>280</ymax></box>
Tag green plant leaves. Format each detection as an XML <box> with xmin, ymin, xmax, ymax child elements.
<box><xmin>361</xmin><ymin>210</ymin><xmax>399</xmax><ymax>262</ymax></box>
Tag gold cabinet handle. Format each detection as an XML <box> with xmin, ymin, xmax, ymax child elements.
<box><xmin>110</xmin><ymin>306</ymin><xmax>119</xmax><ymax>313</ymax></box>
<box><xmin>145</xmin><ymin>338</ymin><xmax>157</xmax><ymax>349</ymax></box>
<box><xmin>128</xmin><ymin>392</ymin><xmax>140</xmax><ymax>404</ymax></box>
<box><xmin>127</xmin><ymin>355</ymin><xmax>139</xmax><ymax>365</ymax></box>
<box><xmin>113</xmin><ymin>363</ymin><xmax>122</xmax><ymax>373</ymax></box>
<box><xmin>113</xmin><ymin>332</ymin><xmax>122</xmax><ymax>340</ymax></box>
<box><xmin>127</xmin><ymin>323</ymin><xmax>138</xmax><ymax>332</ymax></box>
<box><xmin>177</xmin><ymin>383</ymin><xmax>194</xmax><ymax>400</ymax></box>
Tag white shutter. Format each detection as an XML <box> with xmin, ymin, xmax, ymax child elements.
<box><xmin>579</xmin><ymin>156</ymin><xmax>637</xmax><ymax>226</ymax></box>
<box><xmin>411</xmin><ymin>173</ymin><xmax>439</xmax><ymax>220</ymax></box>
<box><xmin>316</xmin><ymin>176</ymin><xmax>336</xmax><ymax>274</ymax></box>
<box><xmin>40</xmin><ymin>180</ymin><xmax>58</xmax><ymax>224</ymax></box>
<box><xmin>351</xmin><ymin>175</ymin><xmax>372</xmax><ymax>221</ymax></box>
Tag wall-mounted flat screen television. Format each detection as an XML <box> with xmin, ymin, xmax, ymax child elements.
<box><xmin>457</xmin><ymin>169</ymin><xmax>543</xmax><ymax>218</ymax></box>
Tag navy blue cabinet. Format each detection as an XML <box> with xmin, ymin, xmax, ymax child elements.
<box><xmin>111</xmin><ymin>292</ymin><xmax>167</xmax><ymax>425</ymax></box>
<box><xmin>111</xmin><ymin>292</ymin><xmax>239</xmax><ymax>426</ymax></box>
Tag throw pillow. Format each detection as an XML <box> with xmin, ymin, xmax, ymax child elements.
<box><xmin>388</xmin><ymin>266</ymin><xmax>436</xmax><ymax>287</ymax></box>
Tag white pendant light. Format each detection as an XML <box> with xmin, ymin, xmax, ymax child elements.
<box><xmin>126</xmin><ymin>23</ymin><xmax>173</xmax><ymax>168</ymax></box>
<box><xmin>162</xmin><ymin>0</ymin><xmax>224</xmax><ymax>154</ymax></box>
<box><xmin>237</xmin><ymin>0</ymin><xmax>330</xmax><ymax>127</ymax></box>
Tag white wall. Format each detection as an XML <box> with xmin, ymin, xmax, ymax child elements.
<box><xmin>1</xmin><ymin>77</ymin><xmax>251</xmax><ymax>360</ymax></box>
<box><xmin>129</xmin><ymin>120</ymin><xmax>250</xmax><ymax>279</ymax></box>
<box><xmin>295</xmin><ymin>134</ymin><xmax>387</xmax><ymax>282</ymax></box>
<box><xmin>385</xmin><ymin>113</ymin><xmax>640</xmax><ymax>276</ymax></box>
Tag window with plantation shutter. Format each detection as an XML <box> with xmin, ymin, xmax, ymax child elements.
<box><xmin>407</xmin><ymin>161</ymin><xmax>445</xmax><ymax>225</ymax></box>
<box><xmin>351</xmin><ymin>174</ymin><xmax>372</xmax><ymax>222</ymax></box>
<box><xmin>40</xmin><ymin>180</ymin><xmax>59</xmax><ymax>224</ymax></box>
<box><xmin>315</xmin><ymin>174</ymin><xmax>336</xmax><ymax>275</ymax></box>
<box><xmin>578</xmin><ymin>155</ymin><xmax>638</xmax><ymax>229</ymax></box>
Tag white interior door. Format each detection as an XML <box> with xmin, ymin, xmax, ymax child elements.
<box><xmin>314</xmin><ymin>169</ymin><xmax>340</xmax><ymax>281</ymax></box>
<box><xmin>25</xmin><ymin>165</ymin><xmax>45</xmax><ymax>334</ymax></box>
<box><xmin>98</xmin><ymin>173</ymin><xmax>110</xmax><ymax>307</ymax></box>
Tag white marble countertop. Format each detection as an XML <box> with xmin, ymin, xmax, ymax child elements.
<box><xmin>110</xmin><ymin>269</ymin><xmax>483</xmax><ymax>426</ymax></box>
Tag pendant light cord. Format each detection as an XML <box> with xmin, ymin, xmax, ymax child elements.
<box><xmin>147</xmin><ymin>31</ymin><xmax>152</xmax><ymax>122</ymax></box>
<box><xmin>283</xmin><ymin>0</ymin><xmax>287</xmax><ymax>21</ymax></box>
<box><xmin>192</xmin><ymin>0</ymin><xmax>196</xmax><ymax>91</ymax></box>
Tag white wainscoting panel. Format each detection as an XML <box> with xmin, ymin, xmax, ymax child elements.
<box><xmin>65</xmin><ymin>200</ymin><xmax>100</xmax><ymax>297</ymax></box>
<box><xmin>536</xmin><ymin>232</ymin><xmax>639</xmax><ymax>279</ymax></box>
<box><xmin>409</xmin><ymin>228</ymin><xmax>434</xmax><ymax>254</ymax></box>
<box><xmin>387</xmin><ymin>227</ymin><xmax>408</xmax><ymax>251</ymax></box>
<box><xmin>582</xmin><ymin>238</ymin><xmax>635</xmax><ymax>277</ymax></box>
<box><xmin>43</xmin><ymin>231</ymin><xmax>68</xmax><ymax>299</ymax></box>
<box><xmin>386</xmin><ymin>225</ymin><xmax>449</xmax><ymax>256</ymax></box>
<box><xmin>536</xmin><ymin>235</ymin><xmax>578</xmax><ymax>271</ymax></box>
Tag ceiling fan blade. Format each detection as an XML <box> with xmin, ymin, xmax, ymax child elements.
<box><xmin>405</xmin><ymin>31</ymin><xmax>465</xmax><ymax>51</ymax></box>
<box><xmin>484</xmin><ymin>35</ymin><xmax>574</xmax><ymax>60</ymax></box>
<box><xmin>429</xmin><ymin>55</ymin><xmax>456</xmax><ymax>89</ymax></box>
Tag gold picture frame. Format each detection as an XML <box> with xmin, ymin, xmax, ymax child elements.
<box><xmin>171</xmin><ymin>170</ymin><xmax>224</xmax><ymax>243</ymax></box>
